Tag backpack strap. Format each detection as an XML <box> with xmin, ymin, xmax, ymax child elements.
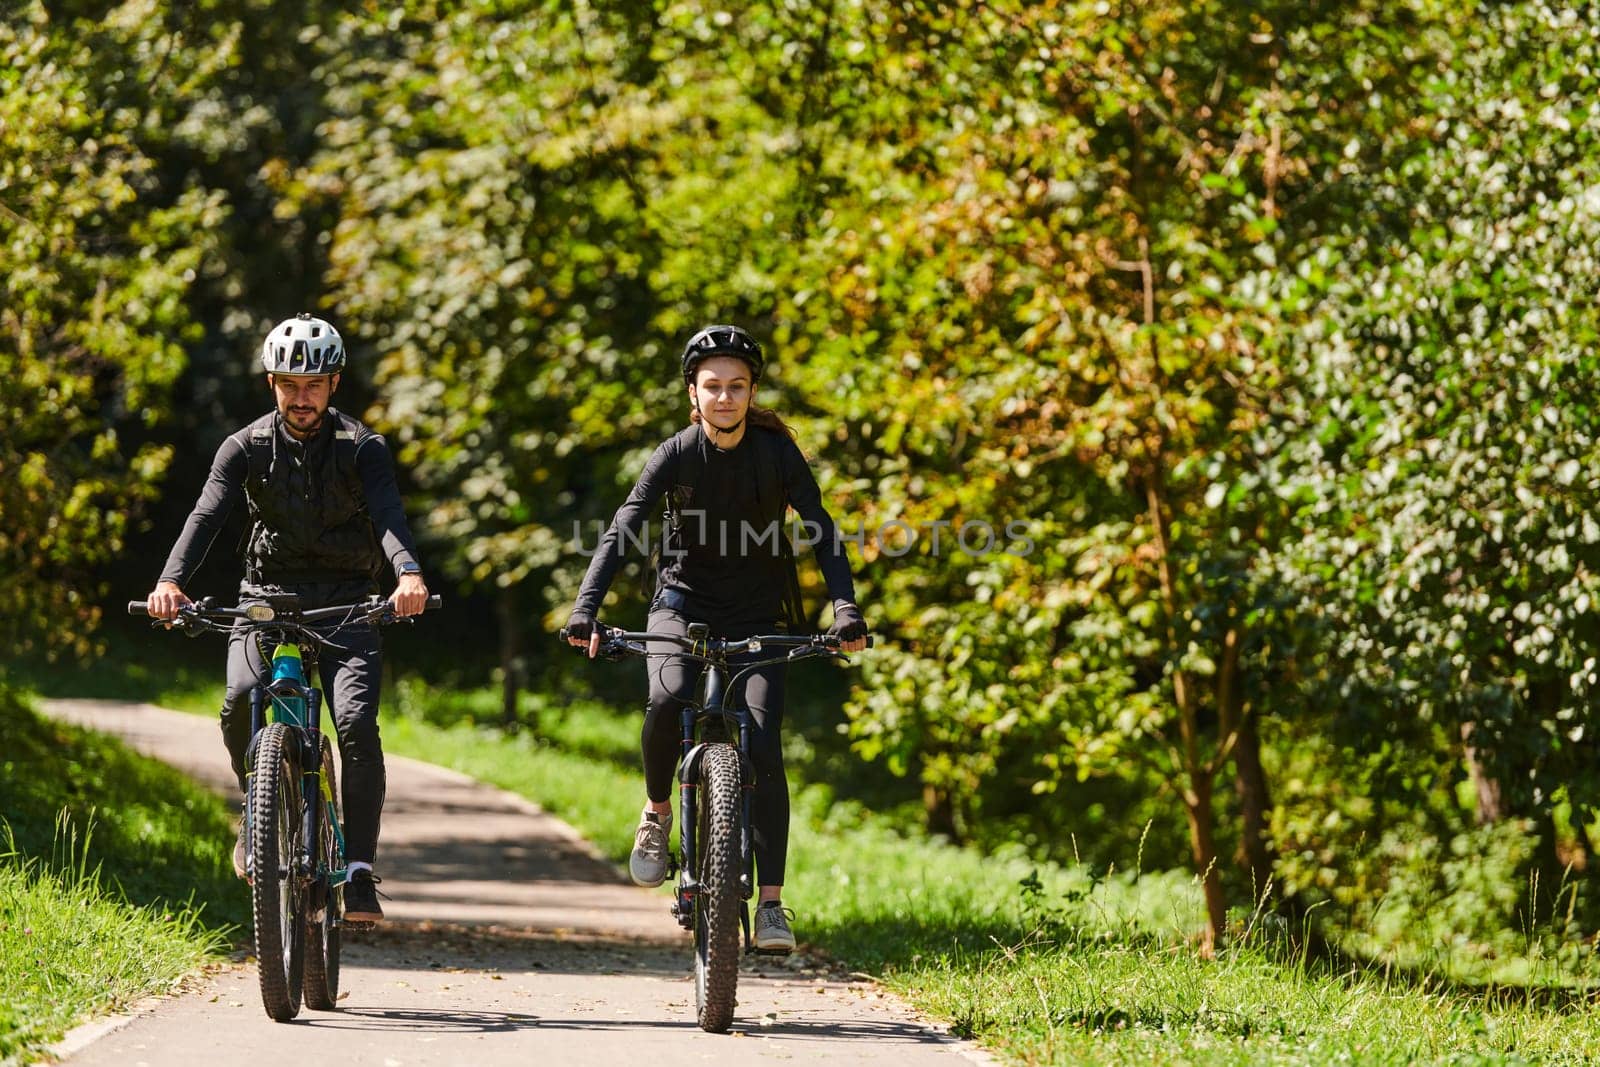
<box><xmin>751</xmin><ymin>428</ymin><xmax>806</xmax><ymax>632</ymax></box>
<box><xmin>237</xmin><ymin>416</ymin><xmax>276</xmax><ymax>567</ymax></box>
<box><xmin>329</xmin><ymin>409</ymin><xmax>380</xmax><ymax>582</ymax></box>
<box><xmin>663</xmin><ymin>425</ymin><xmax>703</xmax><ymax>537</ymax></box>
<box><xmin>329</xmin><ymin>409</ymin><xmax>370</xmax><ymax>516</ymax></box>
<box><xmin>243</xmin><ymin>416</ymin><xmax>275</xmax><ymax>501</ymax></box>
<box><xmin>646</xmin><ymin>427</ymin><xmax>704</xmax><ymax>603</ymax></box>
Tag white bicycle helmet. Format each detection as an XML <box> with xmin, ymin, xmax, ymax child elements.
<box><xmin>261</xmin><ymin>313</ymin><xmax>346</xmax><ymax>375</ymax></box>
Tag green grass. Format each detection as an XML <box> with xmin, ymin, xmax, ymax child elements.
<box><xmin>0</xmin><ymin>687</ymin><xmax>240</xmax><ymax>1063</ymax></box>
<box><xmin>902</xmin><ymin>935</ymin><xmax>1600</xmax><ymax>1066</ymax></box>
<box><xmin>379</xmin><ymin>700</ymin><xmax>1600</xmax><ymax>1067</ymax></box>
<box><xmin>4</xmin><ymin>630</ymin><xmax>220</xmax><ymax>717</ymax></box>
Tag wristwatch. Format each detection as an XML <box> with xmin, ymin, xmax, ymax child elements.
<box><xmin>398</xmin><ymin>561</ymin><xmax>423</xmax><ymax>578</ymax></box>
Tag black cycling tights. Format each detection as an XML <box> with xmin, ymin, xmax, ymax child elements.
<box><xmin>642</xmin><ymin>607</ymin><xmax>790</xmax><ymax>886</ymax></box>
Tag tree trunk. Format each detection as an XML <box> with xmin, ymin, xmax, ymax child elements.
<box><xmin>1183</xmin><ymin>772</ymin><xmax>1228</xmax><ymax>958</ymax></box>
<box><xmin>1459</xmin><ymin>720</ymin><xmax>1503</xmax><ymax>825</ymax></box>
<box><xmin>497</xmin><ymin>586</ymin><xmax>523</xmax><ymax>731</ymax></box>
<box><xmin>1116</xmin><ymin>232</ymin><xmax>1232</xmax><ymax>954</ymax></box>
<box><xmin>923</xmin><ymin>782</ymin><xmax>960</xmax><ymax>842</ymax></box>
<box><xmin>1232</xmin><ymin>704</ymin><xmax>1276</xmax><ymax>903</ymax></box>
<box><xmin>1144</xmin><ymin>466</ymin><xmax>1227</xmax><ymax>954</ymax></box>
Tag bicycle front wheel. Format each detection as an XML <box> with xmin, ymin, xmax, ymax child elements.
<box><xmin>250</xmin><ymin>722</ymin><xmax>304</xmax><ymax>1021</ymax></box>
<box><xmin>693</xmin><ymin>743</ymin><xmax>743</xmax><ymax>1033</ymax></box>
<box><xmin>303</xmin><ymin>734</ymin><xmax>341</xmax><ymax>1011</ymax></box>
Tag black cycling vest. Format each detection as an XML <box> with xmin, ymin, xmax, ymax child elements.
<box><xmin>241</xmin><ymin>408</ymin><xmax>381</xmax><ymax>585</ymax></box>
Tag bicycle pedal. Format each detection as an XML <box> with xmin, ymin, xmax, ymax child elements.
<box><xmin>751</xmin><ymin>946</ymin><xmax>794</xmax><ymax>957</ymax></box>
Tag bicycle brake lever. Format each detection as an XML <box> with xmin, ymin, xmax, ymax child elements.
<box><xmin>173</xmin><ymin>613</ymin><xmax>213</xmax><ymax>638</ymax></box>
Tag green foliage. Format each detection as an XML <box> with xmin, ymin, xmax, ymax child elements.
<box><xmin>0</xmin><ymin>2</ymin><xmax>223</xmax><ymax>659</ymax></box>
<box><xmin>1267</xmin><ymin>1</ymin><xmax>1600</xmax><ymax>933</ymax></box>
<box><xmin>299</xmin><ymin>0</ymin><xmax>791</xmax><ymax>615</ymax></box>
<box><xmin>19</xmin><ymin>0</ymin><xmax>1600</xmax><ymax>996</ymax></box>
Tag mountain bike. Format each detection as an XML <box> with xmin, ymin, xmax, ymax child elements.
<box><xmin>129</xmin><ymin>592</ymin><xmax>440</xmax><ymax>1021</ymax></box>
<box><xmin>560</xmin><ymin>622</ymin><xmax>870</xmax><ymax>1033</ymax></box>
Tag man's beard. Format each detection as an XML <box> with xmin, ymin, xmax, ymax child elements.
<box><xmin>283</xmin><ymin>405</ymin><xmax>326</xmax><ymax>436</ymax></box>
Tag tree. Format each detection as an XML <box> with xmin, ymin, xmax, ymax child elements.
<box><xmin>0</xmin><ymin>3</ymin><xmax>223</xmax><ymax>661</ymax></box>
<box><xmin>1276</xmin><ymin>0</ymin><xmax>1600</xmax><ymax>935</ymax></box>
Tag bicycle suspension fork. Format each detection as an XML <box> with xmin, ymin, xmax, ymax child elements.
<box><xmin>248</xmin><ymin>686</ymin><xmax>266</xmax><ymax>764</ymax></box>
<box><xmin>678</xmin><ymin>695</ymin><xmax>698</xmax><ymax>884</ymax></box>
<box><xmin>738</xmin><ymin>708</ymin><xmax>755</xmax><ymax>899</ymax></box>
<box><xmin>674</xmin><ymin>696</ymin><xmax>699</xmax><ymax>929</ymax></box>
<box><xmin>299</xmin><ymin>688</ymin><xmax>324</xmax><ymax>882</ymax></box>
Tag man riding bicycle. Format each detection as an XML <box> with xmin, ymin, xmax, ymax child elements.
<box><xmin>144</xmin><ymin>313</ymin><xmax>429</xmax><ymax>923</ymax></box>
<box><xmin>565</xmin><ymin>324</ymin><xmax>869</xmax><ymax>953</ymax></box>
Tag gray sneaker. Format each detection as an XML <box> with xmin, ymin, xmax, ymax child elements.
<box><xmin>753</xmin><ymin>901</ymin><xmax>796</xmax><ymax>953</ymax></box>
<box><xmin>629</xmin><ymin>809</ymin><xmax>672</xmax><ymax>888</ymax></box>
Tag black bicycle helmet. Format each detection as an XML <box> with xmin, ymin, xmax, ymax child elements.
<box><xmin>680</xmin><ymin>324</ymin><xmax>764</xmax><ymax>384</ymax></box>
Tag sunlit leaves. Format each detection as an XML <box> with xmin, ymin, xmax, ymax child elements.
<box><xmin>1</xmin><ymin>3</ymin><xmax>222</xmax><ymax>659</ymax></box>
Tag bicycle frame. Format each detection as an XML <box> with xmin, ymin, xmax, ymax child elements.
<box><xmin>568</xmin><ymin>622</ymin><xmax>868</xmax><ymax>949</ymax></box>
<box><xmin>247</xmin><ymin>644</ymin><xmax>348</xmax><ymax>901</ymax></box>
<box><xmin>561</xmin><ymin>620</ymin><xmax>868</xmax><ymax>1032</ymax></box>
<box><xmin>674</xmin><ymin>652</ymin><xmax>758</xmax><ymax>936</ymax></box>
<box><xmin>131</xmin><ymin>591</ymin><xmax>439</xmax><ymax>1020</ymax></box>
<box><xmin>133</xmin><ymin>592</ymin><xmax>440</xmax><ymax>908</ymax></box>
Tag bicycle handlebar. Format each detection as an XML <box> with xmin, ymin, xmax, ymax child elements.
<box><xmin>558</xmin><ymin>625</ymin><xmax>873</xmax><ymax>656</ymax></box>
<box><xmin>129</xmin><ymin>594</ymin><xmax>443</xmax><ymax>629</ymax></box>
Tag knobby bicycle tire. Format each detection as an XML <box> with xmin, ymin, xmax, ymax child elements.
<box><xmin>694</xmin><ymin>744</ymin><xmax>743</xmax><ymax>1033</ymax></box>
<box><xmin>303</xmin><ymin>734</ymin><xmax>341</xmax><ymax>1011</ymax></box>
<box><xmin>251</xmin><ymin>722</ymin><xmax>304</xmax><ymax>1021</ymax></box>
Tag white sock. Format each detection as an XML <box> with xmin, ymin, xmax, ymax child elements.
<box><xmin>347</xmin><ymin>861</ymin><xmax>373</xmax><ymax>878</ymax></box>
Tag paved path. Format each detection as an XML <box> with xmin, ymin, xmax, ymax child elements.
<box><xmin>40</xmin><ymin>699</ymin><xmax>992</xmax><ymax>1067</ymax></box>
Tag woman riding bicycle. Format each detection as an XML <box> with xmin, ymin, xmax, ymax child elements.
<box><xmin>564</xmin><ymin>324</ymin><xmax>869</xmax><ymax>952</ymax></box>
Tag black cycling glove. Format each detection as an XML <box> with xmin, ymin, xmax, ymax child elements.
<box><xmin>565</xmin><ymin>609</ymin><xmax>596</xmax><ymax>643</ymax></box>
<box><xmin>828</xmin><ymin>602</ymin><xmax>868</xmax><ymax>643</ymax></box>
